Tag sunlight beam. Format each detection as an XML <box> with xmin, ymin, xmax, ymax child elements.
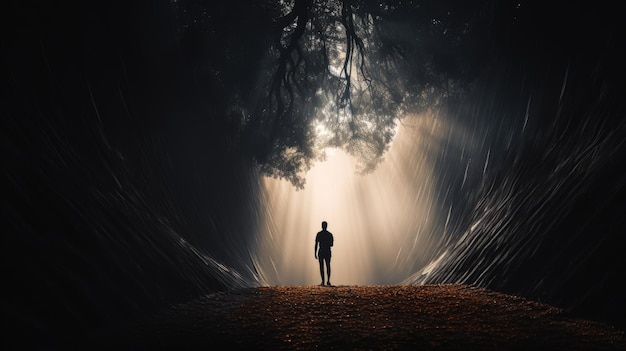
<box><xmin>254</xmin><ymin>114</ymin><xmax>448</xmax><ymax>286</ymax></box>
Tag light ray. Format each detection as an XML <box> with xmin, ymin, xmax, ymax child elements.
<box><xmin>254</xmin><ymin>114</ymin><xmax>450</xmax><ymax>286</ymax></box>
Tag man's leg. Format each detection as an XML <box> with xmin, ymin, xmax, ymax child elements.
<box><xmin>325</xmin><ymin>257</ymin><xmax>331</xmax><ymax>285</ymax></box>
<box><xmin>318</xmin><ymin>257</ymin><xmax>325</xmax><ymax>285</ymax></box>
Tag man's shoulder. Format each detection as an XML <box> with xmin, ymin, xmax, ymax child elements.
<box><xmin>317</xmin><ymin>230</ymin><xmax>332</xmax><ymax>237</ymax></box>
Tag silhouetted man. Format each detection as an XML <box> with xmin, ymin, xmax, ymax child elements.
<box><xmin>315</xmin><ymin>221</ymin><xmax>334</xmax><ymax>286</ymax></box>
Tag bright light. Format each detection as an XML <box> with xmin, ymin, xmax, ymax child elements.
<box><xmin>254</xmin><ymin>114</ymin><xmax>447</xmax><ymax>286</ymax></box>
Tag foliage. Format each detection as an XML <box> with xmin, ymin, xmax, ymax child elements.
<box><xmin>175</xmin><ymin>0</ymin><xmax>500</xmax><ymax>188</ymax></box>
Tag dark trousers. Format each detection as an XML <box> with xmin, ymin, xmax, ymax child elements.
<box><xmin>318</xmin><ymin>256</ymin><xmax>331</xmax><ymax>283</ymax></box>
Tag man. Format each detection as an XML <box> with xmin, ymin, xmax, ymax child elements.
<box><xmin>314</xmin><ymin>221</ymin><xmax>334</xmax><ymax>286</ymax></box>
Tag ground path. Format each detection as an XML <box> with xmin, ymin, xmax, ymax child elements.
<box><xmin>91</xmin><ymin>284</ymin><xmax>625</xmax><ymax>350</ymax></box>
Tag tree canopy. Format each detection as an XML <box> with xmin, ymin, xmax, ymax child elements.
<box><xmin>174</xmin><ymin>0</ymin><xmax>503</xmax><ymax>188</ymax></box>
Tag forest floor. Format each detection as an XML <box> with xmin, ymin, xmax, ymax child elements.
<box><xmin>89</xmin><ymin>284</ymin><xmax>625</xmax><ymax>350</ymax></box>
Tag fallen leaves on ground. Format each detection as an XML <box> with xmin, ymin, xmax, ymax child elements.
<box><xmin>95</xmin><ymin>284</ymin><xmax>625</xmax><ymax>350</ymax></box>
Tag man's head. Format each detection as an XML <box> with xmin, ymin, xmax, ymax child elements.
<box><xmin>322</xmin><ymin>221</ymin><xmax>328</xmax><ymax>230</ymax></box>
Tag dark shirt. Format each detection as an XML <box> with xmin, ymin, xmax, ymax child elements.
<box><xmin>316</xmin><ymin>230</ymin><xmax>334</xmax><ymax>258</ymax></box>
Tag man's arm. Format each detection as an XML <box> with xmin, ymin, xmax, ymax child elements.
<box><xmin>314</xmin><ymin>238</ymin><xmax>319</xmax><ymax>259</ymax></box>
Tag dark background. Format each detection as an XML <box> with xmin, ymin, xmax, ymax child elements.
<box><xmin>2</xmin><ymin>0</ymin><xmax>625</xmax><ymax>348</ymax></box>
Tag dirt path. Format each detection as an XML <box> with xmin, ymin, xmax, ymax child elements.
<box><xmin>93</xmin><ymin>284</ymin><xmax>625</xmax><ymax>350</ymax></box>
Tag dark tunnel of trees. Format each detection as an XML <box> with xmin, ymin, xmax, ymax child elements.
<box><xmin>2</xmin><ymin>0</ymin><xmax>625</xmax><ymax>347</ymax></box>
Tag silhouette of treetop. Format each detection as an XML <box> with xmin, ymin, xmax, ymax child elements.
<box><xmin>176</xmin><ymin>0</ymin><xmax>502</xmax><ymax>188</ymax></box>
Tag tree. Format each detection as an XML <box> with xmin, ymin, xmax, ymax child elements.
<box><xmin>175</xmin><ymin>0</ymin><xmax>501</xmax><ymax>188</ymax></box>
